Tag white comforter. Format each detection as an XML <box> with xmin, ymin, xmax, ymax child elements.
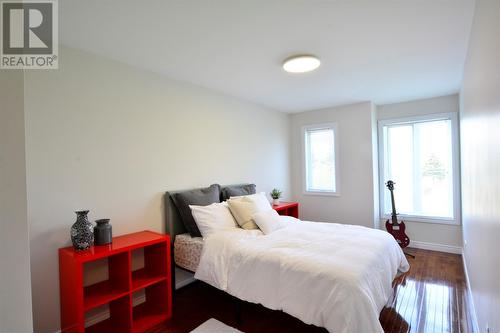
<box><xmin>195</xmin><ymin>220</ymin><xmax>410</xmax><ymax>333</ymax></box>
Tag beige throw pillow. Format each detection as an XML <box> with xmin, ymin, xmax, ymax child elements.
<box><xmin>227</xmin><ymin>192</ymin><xmax>272</xmax><ymax>229</ymax></box>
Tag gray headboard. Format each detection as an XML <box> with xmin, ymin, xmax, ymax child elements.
<box><xmin>164</xmin><ymin>189</ymin><xmax>188</xmax><ymax>240</ymax></box>
<box><xmin>164</xmin><ymin>183</ymin><xmax>253</xmax><ymax>240</ymax></box>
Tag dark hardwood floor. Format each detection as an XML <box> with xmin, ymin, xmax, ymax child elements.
<box><xmin>152</xmin><ymin>248</ymin><xmax>471</xmax><ymax>333</ymax></box>
<box><xmin>380</xmin><ymin>248</ymin><xmax>472</xmax><ymax>333</ymax></box>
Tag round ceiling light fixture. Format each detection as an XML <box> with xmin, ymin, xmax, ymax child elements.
<box><xmin>282</xmin><ymin>55</ymin><xmax>321</xmax><ymax>73</ymax></box>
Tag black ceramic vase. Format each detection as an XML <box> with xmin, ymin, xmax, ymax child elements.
<box><xmin>94</xmin><ymin>219</ymin><xmax>112</xmax><ymax>245</ymax></box>
<box><xmin>71</xmin><ymin>210</ymin><xmax>94</xmax><ymax>251</ymax></box>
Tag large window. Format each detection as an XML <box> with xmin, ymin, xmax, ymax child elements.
<box><xmin>379</xmin><ymin>113</ymin><xmax>460</xmax><ymax>224</ymax></box>
<box><xmin>303</xmin><ymin>123</ymin><xmax>339</xmax><ymax>195</ymax></box>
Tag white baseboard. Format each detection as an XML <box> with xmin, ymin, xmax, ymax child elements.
<box><xmin>408</xmin><ymin>240</ymin><xmax>462</xmax><ymax>254</ymax></box>
<box><xmin>175</xmin><ymin>267</ymin><xmax>196</xmax><ymax>289</ymax></box>
<box><xmin>462</xmin><ymin>250</ymin><xmax>480</xmax><ymax>333</ymax></box>
<box><xmin>85</xmin><ymin>309</ymin><xmax>111</xmax><ymax>328</ymax></box>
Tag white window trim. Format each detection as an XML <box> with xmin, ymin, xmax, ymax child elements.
<box><xmin>301</xmin><ymin>122</ymin><xmax>340</xmax><ymax>196</ymax></box>
<box><xmin>378</xmin><ymin>112</ymin><xmax>461</xmax><ymax>225</ymax></box>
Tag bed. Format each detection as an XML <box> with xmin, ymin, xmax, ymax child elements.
<box><xmin>165</xmin><ymin>186</ymin><xmax>409</xmax><ymax>333</ymax></box>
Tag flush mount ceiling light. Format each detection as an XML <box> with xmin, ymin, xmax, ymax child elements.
<box><xmin>282</xmin><ymin>55</ymin><xmax>321</xmax><ymax>73</ymax></box>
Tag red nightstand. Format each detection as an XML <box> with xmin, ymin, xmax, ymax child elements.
<box><xmin>272</xmin><ymin>202</ymin><xmax>299</xmax><ymax>218</ymax></box>
<box><xmin>59</xmin><ymin>231</ymin><xmax>172</xmax><ymax>333</ymax></box>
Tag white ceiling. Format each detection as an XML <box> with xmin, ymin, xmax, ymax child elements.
<box><xmin>60</xmin><ymin>0</ymin><xmax>475</xmax><ymax>113</ymax></box>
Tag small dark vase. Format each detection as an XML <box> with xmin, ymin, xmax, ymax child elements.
<box><xmin>71</xmin><ymin>210</ymin><xmax>94</xmax><ymax>251</ymax></box>
<box><xmin>94</xmin><ymin>219</ymin><xmax>112</xmax><ymax>245</ymax></box>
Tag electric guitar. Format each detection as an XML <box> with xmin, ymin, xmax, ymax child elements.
<box><xmin>385</xmin><ymin>180</ymin><xmax>410</xmax><ymax>248</ymax></box>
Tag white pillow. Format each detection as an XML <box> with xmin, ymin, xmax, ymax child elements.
<box><xmin>189</xmin><ymin>202</ymin><xmax>238</xmax><ymax>238</ymax></box>
<box><xmin>252</xmin><ymin>209</ymin><xmax>286</xmax><ymax>235</ymax></box>
<box><xmin>229</xmin><ymin>192</ymin><xmax>271</xmax><ymax>208</ymax></box>
<box><xmin>227</xmin><ymin>192</ymin><xmax>272</xmax><ymax>229</ymax></box>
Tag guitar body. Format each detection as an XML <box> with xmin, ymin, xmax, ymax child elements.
<box><xmin>385</xmin><ymin>219</ymin><xmax>410</xmax><ymax>248</ymax></box>
<box><xmin>385</xmin><ymin>180</ymin><xmax>411</xmax><ymax>249</ymax></box>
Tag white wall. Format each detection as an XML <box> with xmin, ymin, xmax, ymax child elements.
<box><xmin>460</xmin><ymin>0</ymin><xmax>500</xmax><ymax>331</ymax></box>
<box><xmin>377</xmin><ymin>95</ymin><xmax>463</xmax><ymax>249</ymax></box>
<box><xmin>0</xmin><ymin>71</ymin><xmax>34</xmax><ymax>332</ymax></box>
<box><xmin>290</xmin><ymin>102</ymin><xmax>378</xmax><ymax>228</ymax></box>
<box><xmin>24</xmin><ymin>46</ymin><xmax>291</xmax><ymax>332</ymax></box>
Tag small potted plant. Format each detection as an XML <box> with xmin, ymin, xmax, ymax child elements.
<box><xmin>270</xmin><ymin>188</ymin><xmax>282</xmax><ymax>205</ymax></box>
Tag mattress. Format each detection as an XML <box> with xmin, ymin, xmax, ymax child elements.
<box><xmin>174</xmin><ymin>233</ymin><xmax>203</xmax><ymax>272</ymax></box>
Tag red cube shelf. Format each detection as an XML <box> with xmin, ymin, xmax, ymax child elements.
<box><xmin>272</xmin><ymin>201</ymin><xmax>299</xmax><ymax>218</ymax></box>
<box><xmin>59</xmin><ymin>231</ymin><xmax>172</xmax><ymax>333</ymax></box>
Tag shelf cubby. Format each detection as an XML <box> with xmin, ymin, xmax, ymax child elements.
<box><xmin>131</xmin><ymin>242</ymin><xmax>168</xmax><ymax>291</ymax></box>
<box><xmin>132</xmin><ymin>282</ymin><xmax>170</xmax><ymax>333</ymax></box>
<box><xmin>83</xmin><ymin>252</ymin><xmax>130</xmax><ymax>310</ymax></box>
<box><xmin>85</xmin><ymin>295</ymin><xmax>131</xmax><ymax>333</ymax></box>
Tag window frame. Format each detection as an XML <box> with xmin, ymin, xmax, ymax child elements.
<box><xmin>302</xmin><ymin>122</ymin><xmax>340</xmax><ymax>196</ymax></box>
<box><xmin>378</xmin><ymin>112</ymin><xmax>461</xmax><ymax>225</ymax></box>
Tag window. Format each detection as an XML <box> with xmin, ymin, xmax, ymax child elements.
<box><xmin>378</xmin><ymin>113</ymin><xmax>460</xmax><ymax>224</ymax></box>
<box><xmin>303</xmin><ymin>123</ymin><xmax>339</xmax><ymax>195</ymax></box>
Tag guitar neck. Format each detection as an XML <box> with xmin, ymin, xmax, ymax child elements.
<box><xmin>390</xmin><ymin>190</ymin><xmax>398</xmax><ymax>223</ymax></box>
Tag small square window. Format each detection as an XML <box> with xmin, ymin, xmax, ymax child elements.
<box><xmin>303</xmin><ymin>123</ymin><xmax>339</xmax><ymax>195</ymax></box>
